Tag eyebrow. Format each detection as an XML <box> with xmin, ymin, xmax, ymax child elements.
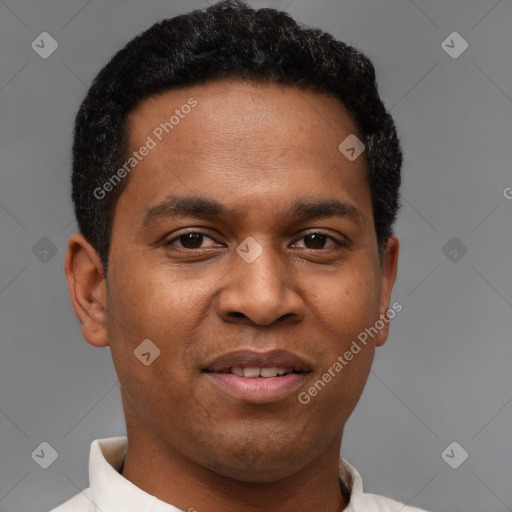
<box><xmin>142</xmin><ymin>196</ymin><xmax>230</xmax><ymax>230</ymax></box>
<box><xmin>288</xmin><ymin>198</ymin><xmax>364</xmax><ymax>225</ymax></box>
<box><xmin>141</xmin><ymin>194</ymin><xmax>364</xmax><ymax>229</ymax></box>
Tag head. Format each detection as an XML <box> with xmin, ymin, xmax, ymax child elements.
<box><xmin>65</xmin><ymin>0</ymin><xmax>401</xmax><ymax>484</ymax></box>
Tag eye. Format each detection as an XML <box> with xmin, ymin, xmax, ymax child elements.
<box><xmin>166</xmin><ymin>231</ymin><xmax>219</xmax><ymax>249</ymax></box>
<box><xmin>292</xmin><ymin>232</ymin><xmax>343</xmax><ymax>250</ymax></box>
<box><xmin>164</xmin><ymin>230</ymin><xmax>345</xmax><ymax>251</ymax></box>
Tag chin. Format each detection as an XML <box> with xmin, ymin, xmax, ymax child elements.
<box><xmin>202</xmin><ymin>455</ymin><xmax>303</xmax><ymax>484</ymax></box>
<box><xmin>194</xmin><ymin>430</ymin><xmax>316</xmax><ymax>483</ymax></box>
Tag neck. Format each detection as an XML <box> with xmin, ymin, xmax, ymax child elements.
<box><xmin>121</xmin><ymin>424</ymin><xmax>348</xmax><ymax>512</ymax></box>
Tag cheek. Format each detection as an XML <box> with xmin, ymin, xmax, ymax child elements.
<box><xmin>106</xmin><ymin>258</ymin><xmax>195</xmax><ymax>335</ymax></box>
<box><xmin>301</xmin><ymin>258</ymin><xmax>381</xmax><ymax>404</ymax></box>
<box><xmin>312</xmin><ymin>258</ymin><xmax>382</xmax><ymax>342</ymax></box>
<box><xmin>104</xmin><ymin>265</ymin><xmax>200</xmax><ymax>423</ymax></box>
<box><xmin>321</xmin><ymin>347</ymin><xmax>375</xmax><ymax>424</ymax></box>
<box><xmin>105</xmin><ymin>254</ymin><xmax>217</xmax><ymax>383</ymax></box>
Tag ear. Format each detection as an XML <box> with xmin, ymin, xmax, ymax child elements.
<box><xmin>375</xmin><ymin>235</ymin><xmax>399</xmax><ymax>347</ymax></box>
<box><xmin>64</xmin><ymin>232</ymin><xmax>109</xmax><ymax>347</ymax></box>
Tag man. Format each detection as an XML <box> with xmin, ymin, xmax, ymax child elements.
<box><xmin>57</xmin><ymin>1</ymin><xmax>429</xmax><ymax>510</ymax></box>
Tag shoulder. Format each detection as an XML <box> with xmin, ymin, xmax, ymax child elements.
<box><xmin>49</xmin><ymin>487</ymin><xmax>95</xmax><ymax>512</ymax></box>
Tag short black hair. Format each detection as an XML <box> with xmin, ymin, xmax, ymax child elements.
<box><xmin>72</xmin><ymin>0</ymin><xmax>402</xmax><ymax>272</ymax></box>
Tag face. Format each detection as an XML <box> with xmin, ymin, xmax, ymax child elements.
<box><xmin>66</xmin><ymin>80</ymin><xmax>398</xmax><ymax>483</ymax></box>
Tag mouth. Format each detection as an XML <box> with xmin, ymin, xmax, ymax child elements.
<box><xmin>202</xmin><ymin>349</ymin><xmax>311</xmax><ymax>404</ymax></box>
<box><xmin>206</xmin><ymin>366</ymin><xmax>302</xmax><ymax>378</ymax></box>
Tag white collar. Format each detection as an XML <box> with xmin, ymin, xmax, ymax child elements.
<box><xmin>79</xmin><ymin>436</ymin><xmax>425</xmax><ymax>512</ymax></box>
<box><xmin>87</xmin><ymin>437</ymin><xmax>178</xmax><ymax>511</ymax></box>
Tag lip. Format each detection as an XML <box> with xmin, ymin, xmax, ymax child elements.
<box><xmin>203</xmin><ymin>349</ymin><xmax>312</xmax><ymax>373</ymax></box>
<box><xmin>202</xmin><ymin>349</ymin><xmax>312</xmax><ymax>404</ymax></box>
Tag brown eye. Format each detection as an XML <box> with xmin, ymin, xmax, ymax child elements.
<box><xmin>166</xmin><ymin>232</ymin><xmax>218</xmax><ymax>249</ymax></box>
<box><xmin>293</xmin><ymin>232</ymin><xmax>341</xmax><ymax>250</ymax></box>
<box><xmin>303</xmin><ymin>233</ymin><xmax>328</xmax><ymax>249</ymax></box>
<box><xmin>178</xmin><ymin>233</ymin><xmax>204</xmax><ymax>249</ymax></box>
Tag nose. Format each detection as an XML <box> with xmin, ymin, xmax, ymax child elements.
<box><xmin>216</xmin><ymin>241</ymin><xmax>306</xmax><ymax>327</ymax></box>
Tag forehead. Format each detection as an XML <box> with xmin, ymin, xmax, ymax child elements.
<box><xmin>118</xmin><ymin>80</ymin><xmax>371</xmax><ymax>225</ymax></box>
<box><xmin>127</xmin><ymin>79</ymin><xmax>361</xmax><ymax>161</ymax></box>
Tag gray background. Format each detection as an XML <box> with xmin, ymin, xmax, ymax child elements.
<box><xmin>1</xmin><ymin>0</ymin><xmax>511</xmax><ymax>511</ymax></box>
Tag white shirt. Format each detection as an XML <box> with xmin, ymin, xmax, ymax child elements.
<box><xmin>51</xmin><ymin>437</ymin><xmax>430</xmax><ymax>512</ymax></box>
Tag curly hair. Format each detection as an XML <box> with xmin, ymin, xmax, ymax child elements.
<box><xmin>72</xmin><ymin>0</ymin><xmax>402</xmax><ymax>272</ymax></box>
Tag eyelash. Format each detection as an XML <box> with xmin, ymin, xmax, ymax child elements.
<box><xmin>164</xmin><ymin>230</ymin><xmax>346</xmax><ymax>250</ymax></box>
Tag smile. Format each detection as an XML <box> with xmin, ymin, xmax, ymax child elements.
<box><xmin>202</xmin><ymin>350</ymin><xmax>311</xmax><ymax>404</ymax></box>
<box><xmin>212</xmin><ymin>367</ymin><xmax>298</xmax><ymax>378</ymax></box>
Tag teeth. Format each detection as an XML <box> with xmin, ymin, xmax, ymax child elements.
<box><xmin>243</xmin><ymin>367</ymin><xmax>260</xmax><ymax>378</ymax></box>
<box><xmin>260</xmin><ymin>367</ymin><xmax>279</xmax><ymax>378</ymax></box>
<box><xmin>231</xmin><ymin>367</ymin><xmax>290</xmax><ymax>378</ymax></box>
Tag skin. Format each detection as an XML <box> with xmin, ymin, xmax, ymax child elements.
<box><xmin>65</xmin><ymin>80</ymin><xmax>399</xmax><ymax>512</ymax></box>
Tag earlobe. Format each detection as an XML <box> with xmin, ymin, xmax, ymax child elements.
<box><xmin>64</xmin><ymin>233</ymin><xmax>109</xmax><ymax>347</ymax></box>
<box><xmin>375</xmin><ymin>235</ymin><xmax>400</xmax><ymax>347</ymax></box>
